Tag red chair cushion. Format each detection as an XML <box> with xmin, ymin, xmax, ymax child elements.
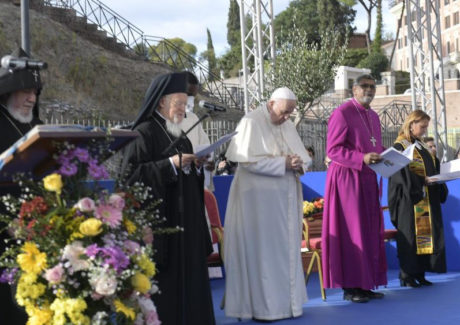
<box><xmin>384</xmin><ymin>229</ymin><xmax>397</xmax><ymax>240</ymax></box>
<box><xmin>309</xmin><ymin>238</ymin><xmax>322</xmax><ymax>250</ymax></box>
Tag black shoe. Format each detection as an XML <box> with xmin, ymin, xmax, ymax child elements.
<box><xmin>343</xmin><ymin>289</ymin><xmax>370</xmax><ymax>303</ymax></box>
<box><xmin>400</xmin><ymin>277</ymin><xmax>421</xmax><ymax>288</ymax></box>
<box><xmin>415</xmin><ymin>277</ymin><xmax>433</xmax><ymax>286</ymax></box>
<box><xmin>360</xmin><ymin>289</ymin><xmax>384</xmax><ymax>299</ymax></box>
<box><xmin>252</xmin><ymin>317</ymin><xmax>274</xmax><ymax>323</ymax></box>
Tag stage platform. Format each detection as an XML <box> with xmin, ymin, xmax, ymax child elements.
<box><xmin>211</xmin><ymin>269</ymin><xmax>460</xmax><ymax>324</ymax></box>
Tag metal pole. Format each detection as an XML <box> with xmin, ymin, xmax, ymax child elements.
<box><xmin>21</xmin><ymin>0</ymin><xmax>30</xmax><ymax>55</ymax></box>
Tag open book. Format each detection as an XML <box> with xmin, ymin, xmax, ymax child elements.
<box><xmin>368</xmin><ymin>143</ymin><xmax>415</xmax><ymax>178</ymax></box>
<box><xmin>0</xmin><ymin>124</ymin><xmax>138</xmax><ymax>183</ymax></box>
<box><xmin>427</xmin><ymin>159</ymin><xmax>460</xmax><ymax>183</ymax></box>
<box><xmin>195</xmin><ymin>131</ymin><xmax>237</xmax><ymax>158</ymax></box>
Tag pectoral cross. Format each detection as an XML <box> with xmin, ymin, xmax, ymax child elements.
<box><xmin>32</xmin><ymin>70</ymin><xmax>39</xmax><ymax>82</ymax></box>
<box><xmin>370</xmin><ymin>136</ymin><xmax>376</xmax><ymax>147</ymax></box>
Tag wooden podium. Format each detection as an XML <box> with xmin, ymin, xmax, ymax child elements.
<box><xmin>0</xmin><ymin>125</ymin><xmax>138</xmax><ymax>183</ymax></box>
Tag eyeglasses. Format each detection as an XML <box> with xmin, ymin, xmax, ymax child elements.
<box><xmin>359</xmin><ymin>83</ymin><xmax>376</xmax><ymax>90</ymax></box>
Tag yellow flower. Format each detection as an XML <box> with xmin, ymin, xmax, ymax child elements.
<box><xmin>131</xmin><ymin>272</ymin><xmax>151</xmax><ymax>294</ymax></box>
<box><xmin>43</xmin><ymin>173</ymin><xmax>63</xmax><ymax>195</ymax></box>
<box><xmin>123</xmin><ymin>218</ymin><xmax>137</xmax><ymax>234</ymax></box>
<box><xmin>114</xmin><ymin>299</ymin><xmax>136</xmax><ymax>320</ymax></box>
<box><xmin>25</xmin><ymin>305</ymin><xmax>52</xmax><ymax>325</ymax></box>
<box><xmin>17</xmin><ymin>242</ymin><xmax>48</xmax><ymax>274</ymax></box>
<box><xmin>136</xmin><ymin>254</ymin><xmax>156</xmax><ymax>277</ymax></box>
<box><xmin>79</xmin><ymin>218</ymin><xmax>103</xmax><ymax>236</ymax></box>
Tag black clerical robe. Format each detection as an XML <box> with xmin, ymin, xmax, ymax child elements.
<box><xmin>388</xmin><ymin>142</ymin><xmax>448</xmax><ymax>275</ymax></box>
<box><xmin>122</xmin><ymin>113</ymin><xmax>215</xmax><ymax>325</ymax></box>
<box><xmin>0</xmin><ymin>107</ymin><xmax>42</xmax><ymax>325</ymax></box>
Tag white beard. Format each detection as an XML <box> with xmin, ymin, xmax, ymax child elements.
<box><xmin>165</xmin><ymin>115</ymin><xmax>183</xmax><ymax>138</ymax></box>
<box><xmin>361</xmin><ymin>95</ymin><xmax>374</xmax><ymax>105</ymax></box>
<box><xmin>6</xmin><ymin>101</ymin><xmax>33</xmax><ymax>123</ymax></box>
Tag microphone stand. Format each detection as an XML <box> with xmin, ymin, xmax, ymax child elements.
<box><xmin>160</xmin><ymin>111</ymin><xmax>210</xmax><ymax>324</ymax></box>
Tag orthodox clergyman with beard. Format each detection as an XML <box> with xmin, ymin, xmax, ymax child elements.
<box><xmin>121</xmin><ymin>72</ymin><xmax>216</xmax><ymax>325</ymax></box>
<box><xmin>0</xmin><ymin>48</ymin><xmax>43</xmax><ymax>324</ymax></box>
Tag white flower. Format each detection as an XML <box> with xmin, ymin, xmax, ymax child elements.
<box><xmin>62</xmin><ymin>241</ymin><xmax>90</xmax><ymax>272</ymax></box>
<box><xmin>89</xmin><ymin>271</ymin><xmax>118</xmax><ymax>296</ymax></box>
<box><xmin>76</xmin><ymin>197</ymin><xmax>96</xmax><ymax>212</ymax></box>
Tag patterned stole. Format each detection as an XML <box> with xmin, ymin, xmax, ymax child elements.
<box><xmin>396</xmin><ymin>137</ymin><xmax>435</xmax><ymax>255</ymax></box>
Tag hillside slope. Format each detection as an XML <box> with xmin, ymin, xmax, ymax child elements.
<box><xmin>0</xmin><ymin>2</ymin><xmax>171</xmax><ymax>121</ymax></box>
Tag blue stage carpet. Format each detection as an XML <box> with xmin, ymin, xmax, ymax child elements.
<box><xmin>211</xmin><ymin>270</ymin><xmax>460</xmax><ymax>324</ymax></box>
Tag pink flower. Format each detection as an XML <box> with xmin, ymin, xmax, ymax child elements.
<box><xmin>95</xmin><ymin>204</ymin><xmax>122</xmax><ymax>228</ymax></box>
<box><xmin>124</xmin><ymin>240</ymin><xmax>141</xmax><ymax>255</ymax></box>
<box><xmin>109</xmin><ymin>194</ymin><xmax>125</xmax><ymax>210</ymax></box>
<box><xmin>76</xmin><ymin>197</ymin><xmax>96</xmax><ymax>212</ymax></box>
<box><xmin>44</xmin><ymin>264</ymin><xmax>65</xmax><ymax>284</ymax></box>
<box><xmin>142</xmin><ymin>227</ymin><xmax>154</xmax><ymax>244</ymax></box>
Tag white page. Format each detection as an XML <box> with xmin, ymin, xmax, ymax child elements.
<box><xmin>427</xmin><ymin>159</ymin><xmax>460</xmax><ymax>183</ymax></box>
<box><xmin>195</xmin><ymin>131</ymin><xmax>237</xmax><ymax>158</ymax></box>
<box><xmin>368</xmin><ymin>143</ymin><xmax>415</xmax><ymax>178</ymax></box>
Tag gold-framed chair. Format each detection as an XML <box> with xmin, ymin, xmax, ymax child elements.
<box><xmin>301</xmin><ymin>213</ymin><xmax>326</xmax><ymax>301</ymax></box>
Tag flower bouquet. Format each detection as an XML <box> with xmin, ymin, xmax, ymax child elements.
<box><xmin>303</xmin><ymin>197</ymin><xmax>324</xmax><ymax>219</ymax></box>
<box><xmin>0</xmin><ymin>141</ymin><xmax>171</xmax><ymax>325</ymax></box>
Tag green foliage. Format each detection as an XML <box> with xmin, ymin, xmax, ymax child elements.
<box><xmin>269</xmin><ymin>27</ymin><xmax>348</xmax><ymax>125</ymax></box>
<box><xmin>218</xmin><ymin>45</ymin><xmax>242</xmax><ymax>78</ymax></box>
<box><xmin>274</xmin><ymin>0</ymin><xmax>355</xmax><ymax>46</ymax></box>
<box><xmin>394</xmin><ymin>70</ymin><xmax>410</xmax><ymax>94</ymax></box>
<box><xmin>201</xmin><ymin>28</ymin><xmax>219</xmax><ymax>81</ymax></box>
<box><xmin>372</xmin><ymin>0</ymin><xmax>383</xmax><ymax>53</ymax></box>
<box><xmin>148</xmin><ymin>37</ymin><xmax>197</xmax><ymax>71</ymax></box>
<box><xmin>342</xmin><ymin>48</ymin><xmax>369</xmax><ymax>67</ymax></box>
<box><xmin>357</xmin><ymin>52</ymin><xmax>389</xmax><ymax>80</ymax></box>
<box><xmin>227</xmin><ymin>0</ymin><xmax>240</xmax><ymax>47</ymax></box>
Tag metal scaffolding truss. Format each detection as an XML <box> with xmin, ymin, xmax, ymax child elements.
<box><xmin>406</xmin><ymin>0</ymin><xmax>449</xmax><ymax>160</ymax></box>
<box><xmin>238</xmin><ymin>0</ymin><xmax>276</xmax><ymax>113</ymax></box>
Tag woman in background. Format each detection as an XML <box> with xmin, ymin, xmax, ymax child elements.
<box><xmin>388</xmin><ymin>110</ymin><xmax>448</xmax><ymax>287</ymax></box>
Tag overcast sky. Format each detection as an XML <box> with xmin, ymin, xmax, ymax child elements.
<box><xmin>108</xmin><ymin>1</ymin><xmax>396</xmax><ymax>56</ymax></box>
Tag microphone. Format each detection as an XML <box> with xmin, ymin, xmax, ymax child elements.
<box><xmin>198</xmin><ymin>100</ymin><xmax>226</xmax><ymax>112</ymax></box>
<box><xmin>1</xmin><ymin>55</ymin><xmax>48</xmax><ymax>70</ymax></box>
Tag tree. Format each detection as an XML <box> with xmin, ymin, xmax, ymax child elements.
<box><xmin>148</xmin><ymin>37</ymin><xmax>197</xmax><ymax>71</ymax></box>
<box><xmin>200</xmin><ymin>28</ymin><xmax>219</xmax><ymax>81</ymax></box>
<box><xmin>269</xmin><ymin>26</ymin><xmax>348</xmax><ymax>126</ymax></box>
<box><xmin>357</xmin><ymin>51</ymin><xmax>388</xmax><ymax>80</ymax></box>
<box><xmin>227</xmin><ymin>0</ymin><xmax>240</xmax><ymax>47</ymax></box>
<box><xmin>274</xmin><ymin>0</ymin><xmax>355</xmax><ymax>46</ymax></box>
<box><xmin>356</xmin><ymin>0</ymin><xmax>377</xmax><ymax>53</ymax></box>
<box><xmin>372</xmin><ymin>0</ymin><xmax>383</xmax><ymax>53</ymax></box>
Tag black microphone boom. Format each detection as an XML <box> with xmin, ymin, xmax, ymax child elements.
<box><xmin>198</xmin><ymin>100</ymin><xmax>226</xmax><ymax>112</ymax></box>
<box><xmin>1</xmin><ymin>55</ymin><xmax>48</xmax><ymax>70</ymax></box>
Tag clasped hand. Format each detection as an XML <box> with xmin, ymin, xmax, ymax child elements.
<box><xmin>286</xmin><ymin>154</ymin><xmax>303</xmax><ymax>172</ymax></box>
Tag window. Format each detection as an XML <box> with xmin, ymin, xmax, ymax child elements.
<box><xmin>407</xmin><ymin>58</ymin><xmax>409</xmax><ymax>69</ymax></box>
<box><xmin>456</xmin><ymin>39</ymin><xmax>459</xmax><ymax>51</ymax></box>
<box><xmin>447</xmin><ymin>41</ymin><xmax>451</xmax><ymax>53</ymax></box>
<box><xmin>455</xmin><ymin>69</ymin><xmax>460</xmax><ymax>79</ymax></box>
<box><xmin>445</xmin><ymin>0</ymin><xmax>450</xmax><ymax>5</ymax></box>
<box><xmin>404</xmin><ymin>36</ymin><xmax>408</xmax><ymax>46</ymax></box>
<box><xmin>398</xmin><ymin>38</ymin><xmax>402</xmax><ymax>49</ymax></box>
<box><xmin>445</xmin><ymin>16</ymin><xmax>451</xmax><ymax>28</ymax></box>
<box><xmin>454</xmin><ymin>12</ymin><xmax>459</xmax><ymax>25</ymax></box>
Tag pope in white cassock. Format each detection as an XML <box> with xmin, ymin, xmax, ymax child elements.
<box><xmin>224</xmin><ymin>87</ymin><xmax>311</xmax><ymax>321</ymax></box>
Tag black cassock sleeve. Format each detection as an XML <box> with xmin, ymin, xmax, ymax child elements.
<box><xmin>388</xmin><ymin>143</ymin><xmax>425</xmax><ymax>228</ymax></box>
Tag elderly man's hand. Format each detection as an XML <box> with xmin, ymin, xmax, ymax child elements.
<box><xmin>286</xmin><ymin>154</ymin><xmax>303</xmax><ymax>171</ymax></box>
<box><xmin>171</xmin><ymin>153</ymin><xmax>196</xmax><ymax>169</ymax></box>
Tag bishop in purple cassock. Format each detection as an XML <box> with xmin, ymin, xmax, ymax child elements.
<box><xmin>322</xmin><ymin>74</ymin><xmax>388</xmax><ymax>303</ymax></box>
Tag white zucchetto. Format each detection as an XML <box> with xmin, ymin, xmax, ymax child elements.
<box><xmin>270</xmin><ymin>87</ymin><xmax>297</xmax><ymax>101</ymax></box>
